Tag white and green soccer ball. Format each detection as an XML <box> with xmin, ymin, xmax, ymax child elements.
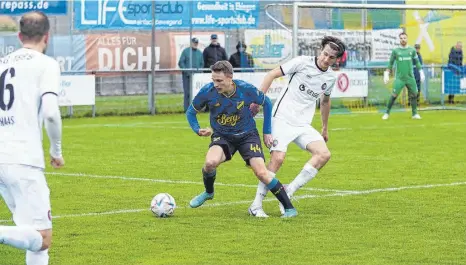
<box><xmin>150</xmin><ymin>193</ymin><xmax>176</xmax><ymax>218</ymax></box>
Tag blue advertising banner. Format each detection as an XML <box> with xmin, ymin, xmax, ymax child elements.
<box><xmin>0</xmin><ymin>1</ymin><xmax>67</xmax><ymax>15</ymax></box>
<box><xmin>442</xmin><ymin>68</ymin><xmax>466</xmax><ymax>95</ymax></box>
<box><xmin>74</xmin><ymin>0</ymin><xmax>259</xmax><ymax>30</ymax></box>
<box><xmin>0</xmin><ymin>34</ymin><xmax>86</xmax><ymax>72</ymax></box>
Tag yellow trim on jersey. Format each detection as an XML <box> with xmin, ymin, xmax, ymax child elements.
<box><xmin>222</xmin><ymin>82</ymin><xmax>237</xmax><ymax>98</ymax></box>
<box><xmin>191</xmin><ymin>103</ymin><xmax>200</xmax><ymax>112</ymax></box>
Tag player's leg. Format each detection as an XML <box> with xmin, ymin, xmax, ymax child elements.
<box><xmin>0</xmin><ymin>165</ymin><xmax>52</xmax><ymax>265</ymax></box>
<box><xmin>249</xmin><ymin>119</ymin><xmax>296</xmax><ymax>216</ymax></box>
<box><xmin>407</xmin><ymin>78</ymin><xmax>421</xmax><ymax>119</ymax></box>
<box><xmin>239</xmin><ymin>131</ymin><xmax>297</xmax><ymax>218</ymax></box>
<box><xmin>189</xmin><ymin>136</ymin><xmax>230</xmax><ymax>208</ymax></box>
<box><xmin>383</xmin><ymin>78</ymin><xmax>405</xmax><ymax>119</ymax></box>
<box><xmin>284</xmin><ymin>127</ymin><xmax>330</xmax><ymax>200</ymax></box>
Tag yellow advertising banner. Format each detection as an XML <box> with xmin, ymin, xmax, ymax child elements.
<box><xmin>405</xmin><ymin>0</ymin><xmax>466</xmax><ymax>64</ymax></box>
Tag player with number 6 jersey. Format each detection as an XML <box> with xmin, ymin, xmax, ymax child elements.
<box><xmin>0</xmin><ymin>11</ymin><xmax>64</xmax><ymax>265</ymax></box>
<box><xmin>248</xmin><ymin>36</ymin><xmax>346</xmax><ymax>217</ymax></box>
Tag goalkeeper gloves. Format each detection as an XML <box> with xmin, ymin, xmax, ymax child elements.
<box><xmin>383</xmin><ymin>70</ymin><xmax>390</xmax><ymax>84</ymax></box>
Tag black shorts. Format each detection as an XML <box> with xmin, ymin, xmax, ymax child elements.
<box><xmin>209</xmin><ymin>129</ymin><xmax>265</xmax><ymax>165</ymax></box>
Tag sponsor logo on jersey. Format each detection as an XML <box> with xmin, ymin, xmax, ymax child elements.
<box><xmin>236</xmin><ymin>101</ymin><xmax>244</xmax><ymax>110</ymax></box>
<box><xmin>217</xmin><ymin>114</ymin><xmax>240</xmax><ymax>126</ymax></box>
<box><xmin>321</xmin><ymin>83</ymin><xmax>327</xmax><ymax>90</ymax></box>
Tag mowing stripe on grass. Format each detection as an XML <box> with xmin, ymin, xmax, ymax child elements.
<box><xmin>45</xmin><ymin>172</ymin><xmax>353</xmax><ymax>193</ymax></box>
<box><xmin>63</xmin><ymin>121</ymin><xmax>466</xmax><ymax>131</ymax></box>
<box><xmin>1</xmin><ymin>181</ymin><xmax>465</xmax><ymax>223</ymax></box>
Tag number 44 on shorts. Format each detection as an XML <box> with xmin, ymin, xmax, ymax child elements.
<box><xmin>250</xmin><ymin>144</ymin><xmax>261</xmax><ymax>153</ymax></box>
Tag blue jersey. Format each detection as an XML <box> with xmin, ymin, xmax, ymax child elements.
<box><xmin>191</xmin><ymin>80</ymin><xmax>266</xmax><ymax>135</ymax></box>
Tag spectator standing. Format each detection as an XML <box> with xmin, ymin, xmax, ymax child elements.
<box><xmin>178</xmin><ymin>37</ymin><xmax>204</xmax><ymax>112</ymax></box>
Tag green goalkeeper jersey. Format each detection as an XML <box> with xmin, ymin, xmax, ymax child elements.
<box><xmin>388</xmin><ymin>46</ymin><xmax>422</xmax><ymax>80</ymax></box>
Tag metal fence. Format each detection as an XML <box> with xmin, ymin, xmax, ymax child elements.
<box><xmin>0</xmin><ymin>0</ymin><xmax>465</xmax><ymax>117</ymax></box>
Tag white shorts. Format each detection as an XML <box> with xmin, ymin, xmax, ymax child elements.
<box><xmin>0</xmin><ymin>164</ymin><xmax>52</xmax><ymax>230</ymax></box>
<box><xmin>270</xmin><ymin>118</ymin><xmax>324</xmax><ymax>152</ymax></box>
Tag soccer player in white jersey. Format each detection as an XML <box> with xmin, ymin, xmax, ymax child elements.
<box><xmin>0</xmin><ymin>11</ymin><xmax>64</xmax><ymax>265</ymax></box>
<box><xmin>248</xmin><ymin>36</ymin><xmax>346</xmax><ymax>217</ymax></box>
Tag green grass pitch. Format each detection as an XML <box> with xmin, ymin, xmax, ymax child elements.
<box><xmin>1</xmin><ymin>111</ymin><xmax>465</xmax><ymax>265</ymax></box>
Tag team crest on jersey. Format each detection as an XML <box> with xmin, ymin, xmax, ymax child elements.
<box><xmin>237</xmin><ymin>101</ymin><xmax>245</xmax><ymax>110</ymax></box>
<box><xmin>299</xmin><ymin>84</ymin><xmax>306</xmax><ymax>91</ymax></box>
<box><xmin>321</xmin><ymin>83</ymin><xmax>327</xmax><ymax>90</ymax></box>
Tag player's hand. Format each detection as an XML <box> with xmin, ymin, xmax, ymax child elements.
<box><xmin>263</xmin><ymin>134</ymin><xmax>273</xmax><ymax>149</ymax></box>
<box><xmin>50</xmin><ymin>156</ymin><xmax>65</xmax><ymax>169</ymax></box>
<box><xmin>249</xmin><ymin>103</ymin><xmax>260</xmax><ymax>117</ymax></box>
<box><xmin>321</xmin><ymin>129</ymin><xmax>329</xmax><ymax>142</ymax></box>
<box><xmin>383</xmin><ymin>70</ymin><xmax>390</xmax><ymax>84</ymax></box>
<box><xmin>198</xmin><ymin>127</ymin><xmax>213</xmax><ymax>137</ymax></box>
<box><xmin>420</xmin><ymin>70</ymin><xmax>425</xmax><ymax>82</ymax></box>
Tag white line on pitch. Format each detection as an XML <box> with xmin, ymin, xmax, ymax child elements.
<box><xmin>1</xmin><ymin>181</ymin><xmax>464</xmax><ymax>223</ymax></box>
<box><xmin>44</xmin><ymin>172</ymin><xmax>352</xmax><ymax>193</ymax></box>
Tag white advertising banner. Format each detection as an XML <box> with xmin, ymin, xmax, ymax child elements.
<box><xmin>59</xmin><ymin>75</ymin><xmax>96</xmax><ymax>106</ymax></box>
<box><xmin>244</xmin><ymin>29</ymin><xmax>402</xmax><ymax>68</ymax></box>
<box><xmin>191</xmin><ymin>70</ymin><xmax>368</xmax><ymax>101</ymax></box>
<box><xmin>332</xmin><ymin>70</ymin><xmax>369</xmax><ymax>98</ymax></box>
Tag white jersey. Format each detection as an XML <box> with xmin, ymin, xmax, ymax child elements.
<box><xmin>0</xmin><ymin>48</ymin><xmax>61</xmax><ymax>169</ymax></box>
<box><xmin>272</xmin><ymin>56</ymin><xmax>336</xmax><ymax>126</ymax></box>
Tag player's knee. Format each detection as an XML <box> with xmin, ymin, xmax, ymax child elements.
<box><xmin>39</xmin><ymin>230</ymin><xmax>52</xmax><ymax>251</ymax></box>
<box><xmin>253</xmin><ymin>167</ymin><xmax>269</xmax><ymax>181</ymax></box>
<box><xmin>317</xmin><ymin>149</ymin><xmax>331</xmax><ymax>163</ymax></box>
<box><xmin>269</xmin><ymin>152</ymin><xmax>285</xmax><ymax>171</ymax></box>
<box><xmin>204</xmin><ymin>159</ymin><xmax>219</xmax><ymax>171</ymax></box>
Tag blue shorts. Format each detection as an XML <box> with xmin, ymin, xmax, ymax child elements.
<box><xmin>209</xmin><ymin>129</ymin><xmax>265</xmax><ymax>165</ymax></box>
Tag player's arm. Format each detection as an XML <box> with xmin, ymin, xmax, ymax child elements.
<box><xmin>186</xmin><ymin>86</ymin><xmax>210</xmax><ymax>136</ymax></box>
<box><xmin>386</xmin><ymin>49</ymin><xmax>396</xmax><ymax>72</ymax></box>
<box><xmin>320</xmin><ymin>82</ymin><xmax>333</xmax><ymax>142</ymax></box>
<box><xmin>40</xmin><ymin>61</ymin><xmax>64</xmax><ymax>167</ymax></box>
<box><xmin>260</xmin><ymin>56</ymin><xmax>305</xmax><ymax>94</ymax></box>
<box><xmin>384</xmin><ymin>50</ymin><xmax>396</xmax><ymax>84</ymax></box>
<box><xmin>247</xmin><ymin>84</ymin><xmax>273</xmax><ymax>147</ymax></box>
<box><xmin>320</xmin><ymin>94</ymin><xmax>331</xmax><ymax>130</ymax></box>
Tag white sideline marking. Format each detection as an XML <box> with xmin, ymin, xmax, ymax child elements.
<box><xmin>1</xmin><ymin>181</ymin><xmax>464</xmax><ymax>223</ymax></box>
<box><xmin>44</xmin><ymin>172</ymin><xmax>352</xmax><ymax>193</ymax></box>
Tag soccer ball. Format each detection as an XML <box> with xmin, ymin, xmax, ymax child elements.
<box><xmin>150</xmin><ymin>193</ymin><xmax>176</xmax><ymax>218</ymax></box>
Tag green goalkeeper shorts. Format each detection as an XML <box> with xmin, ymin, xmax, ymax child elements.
<box><xmin>392</xmin><ymin>78</ymin><xmax>418</xmax><ymax>95</ymax></box>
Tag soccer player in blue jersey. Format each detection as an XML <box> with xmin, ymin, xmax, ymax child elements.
<box><xmin>186</xmin><ymin>61</ymin><xmax>297</xmax><ymax>218</ymax></box>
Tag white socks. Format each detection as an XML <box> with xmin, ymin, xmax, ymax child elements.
<box><xmin>0</xmin><ymin>226</ymin><xmax>43</xmax><ymax>252</ymax></box>
<box><xmin>251</xmin><ymin>171</ymin><xmax>275</xmax><ymax>208</ymax></box>
<box><xmin>27</xmin><ymin>249</ymin><xmax>49</xmax><ymax>265</ymax></box>
<box><xmin>287</xmin><ymin>163</ymin><xmax>318</xmax><ymax>196</ymax></box>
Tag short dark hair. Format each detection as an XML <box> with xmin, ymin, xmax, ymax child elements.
<box><xmin>19</xmin><ymin>11</ymin><xmax>50</xmax><ymax>43</ymax></box>
<box><xmin>399</xmin><ymin>32</ymin><xmax>408</xmax><ymax>37</ymax></box>
<box><xmin>321</xmin><ymin>36</ymin><xmax>346</xmax><ymax>58</ymax></box>
<box><xmin>210</xmin><ymin>61</ymin><xmax>233</xmax><ymax>76</ymax></box>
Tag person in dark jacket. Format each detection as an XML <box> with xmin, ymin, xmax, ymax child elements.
<box><xmin>229</xmin><ymin>41</ymin><xmax>254</xmax><ymax>72</ymax></box>
<box><xmin>413</xmin><ymin>44</ymin><xmax>424</xmax><ymax>105</ymax></box>
<box><xmin>203</xmin><ymin>34</ymin><xmax>228</xmax><ymax>71</ymax></box>
<box><xmin>178</xmin><ymin>37</ymin><xmax>204</xmax><ymax>112</ymax></box>
<box><xmin>447</xmin><ymin>41</ymin><xmax>463</xmax><ymax>104</ymax></box>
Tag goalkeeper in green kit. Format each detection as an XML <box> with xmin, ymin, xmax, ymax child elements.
<box><xmin>382</xmin><ymin>32</ymin><xmax>424</xmax><ymax>120</ymax></box>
